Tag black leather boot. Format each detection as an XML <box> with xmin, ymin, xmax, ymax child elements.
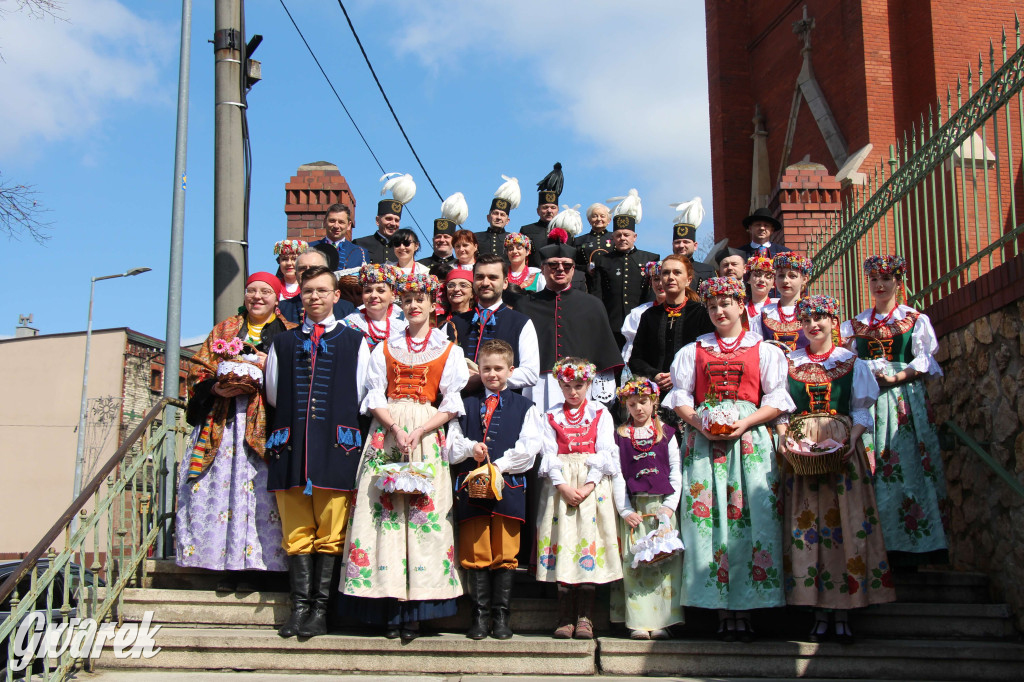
<box><xmin>278</xmin><ymin>553</ymin><xmax>314</xmax><ymax>638</ymax></box>
<box><xmin>490</xmin><ymin>568</ymin><xmax>514</xmax><ymax>640</ymax></box>
<box><xmin>465</xmin><ymin>569</ymin><xmax>492</xmax><ymax>640</ymax></box>
<box><xmin>298</xmin><ymin>553</ymin><xmax>336</xmax><ymax>637</ymax></box>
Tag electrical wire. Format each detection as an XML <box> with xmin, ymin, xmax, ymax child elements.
<box><xmin>335</xmin><ymin>0</ymin><xmax>443</xmax><ymax>203</ymax></box>
<box><xmin>277</xmin><ymin>0</ymin><xmax>429</xmax><ymax>242</ymax></box>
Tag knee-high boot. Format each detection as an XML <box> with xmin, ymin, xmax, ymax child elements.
<box><xmin>298</xmin><ymin>553</ymin><xmax>336</xmax><ymax>637</ymax></box>
<box><xmin>466</xmin><ymin>569</ymin><xmax>492</xmax><ymax>640</ymax></box>
<box><xmin>490</xmin><ymin>568</ymin><xmax>514</xmax><ymax>640</ymax></box>
<box><xmin>278</xmin><ymin>553</ymin><xmax>314</xmax><ymax>638</ymax></box>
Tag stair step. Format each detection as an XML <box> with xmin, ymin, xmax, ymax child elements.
<box><xmin>598</xmin><ymin>637</ymin><xmax>1024</xmax><ymax>680</ymax></box>
<box><xmin>893</xmin><ymin>570</ymin><xmax>992</xmax><ymax>603</ymax></box>
<box><xmin>95</xmin><ymin>628</ymin><xmax>596</xmax><ymax>676</ymax></box>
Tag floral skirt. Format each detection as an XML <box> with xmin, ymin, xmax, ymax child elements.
<box><xmin>175</xmin><ymin>398</ymin><xmax>287</xmax><ymax>572</ymax></box>
<box><xmin>869</xmin><ymin>365</ymin><xmax>948</xmax><ymax>556</ymax></box>
<box><xmin>609</xmin><ymin>494</ymin><xmax>684</xmax><ymax>630</ymax></box>
<box><xmin>783</xmin><ymin>441</ymin><xmax>896</xmax><ymax>609</ymax></box>
<box><xmin>679</xmin><ymin>400</ymin><xmax>784</xmax><ymax>609</ymax></box>
<box><xmin>535</xmin><ymin>452</ymin><xmax>622</xmax><ymax>585</ymax></box>
<box><xmin>342</xmin><ymin>399</ymin><xmax>462</xmax><ymax>601</ymax></box>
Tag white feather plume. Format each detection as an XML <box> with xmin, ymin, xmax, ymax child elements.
<box><xmin>669</xmin><ymin>196</ymin><xmax>705</xmax><ymax>228</ymax></box>
<box><xmin>379</xmin><ymin>172</ymin><xmax>417</xmax><ymax>205</ymax></box>
<box><xmin>606</xmin><ymin>188</ymin><xmax>642</xmax><ymax>222</ymax></box>
<box><xmin>440</xmin><ymin>192</ymin><xmax>469</xmax><ymax>226</ymax></box>
<box><xmin>494</xmin><ymin>174</ymin><xmax>521</xmax><ymax>209</ymax></box>
<box><xmin>549</xmin><ymin>204</ymin><xmax>583</xmax><ymax>238</ymax></box>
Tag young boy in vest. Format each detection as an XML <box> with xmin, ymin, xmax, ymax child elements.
<box><xmin>446</xmin><ymin>339</ymin><xmax>543</xmax><ymax>639</ymax></box>
<box><xmin>264</xmin><ymin>265</ymin><xmax>370</xmax><ymax>638</ymax></box>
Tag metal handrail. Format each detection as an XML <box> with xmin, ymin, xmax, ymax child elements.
<box><xmin>943</xmin><ymin>420</ymin><xmax>1024</xmax><ymax>499</ymax></box>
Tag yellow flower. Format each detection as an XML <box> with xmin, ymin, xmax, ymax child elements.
<box><xmin>847</xmin><ymin>556</ymin><xmax>867</xmax><ymax>576</ymax></box>
<box><xmin>797</xmin><ymin>509</ymin><xmax>816</xmax><ymax>530</ymax></box>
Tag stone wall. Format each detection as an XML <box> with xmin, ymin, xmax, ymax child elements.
<box><xmin>928</xmin><ymin>296</ymin><xmax>1024</xmax><ymax>629</ymax></box>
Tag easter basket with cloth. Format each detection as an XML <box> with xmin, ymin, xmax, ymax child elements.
<box><xmin>783</xmin><ymin>412</ymin><xmax>853</xmax><ymax>476</ymax></box>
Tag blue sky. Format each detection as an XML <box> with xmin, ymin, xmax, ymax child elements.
<box><xmin>1</xmin><ymin>0</ymin><xmax>711</xmax><ymax>342</ymax></box>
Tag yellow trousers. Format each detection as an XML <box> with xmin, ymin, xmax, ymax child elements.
<box><xmin>275</xmin><ymin>487</ymin><xmax>353</xmax><ymax>555</ymax></box>
<box><xmin>459</xmin><ymin>515</ymin><xmax>521</xmax><ymax>569</ymax></box>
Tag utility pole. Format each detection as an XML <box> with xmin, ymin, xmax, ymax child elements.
<box><xmin>213</xmin><ymin>0</ymin><xmax>246</xmax><ymax>323</ymax></box>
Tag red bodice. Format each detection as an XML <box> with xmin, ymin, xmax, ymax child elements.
<box><xmin>693</xmin><ymin>342</ymin><xmax>763</xmax><ymax>404</ymax></box>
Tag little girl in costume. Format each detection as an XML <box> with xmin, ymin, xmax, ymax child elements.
<box><xmin>536</xmin><ymin>357</ymin><xmax>623</xmax><ymax>639</ymax></box>
<box><xmin>610</xmin><ymin>377</ymin><xmax>683</xmax><ymax>640</ymax></box>
<box><xmin>750</xmin><ymin>252</ymin><xmax>812</xmax><ymax>351</ymax></box>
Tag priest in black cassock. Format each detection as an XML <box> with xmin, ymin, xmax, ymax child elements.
<box><xmin>515</xmin><ymin>241</ymin><xmax>623</xmax><ymax>413</ymax></box>
<box><xmin>353</xmin><ymin>199</ymin><xmax>402</xmax><ymax>265</ymax></box>
<box><xmin>590</xmin><ymin>214</ymin><xmax>660</xmax><ymax>349</ymax></box>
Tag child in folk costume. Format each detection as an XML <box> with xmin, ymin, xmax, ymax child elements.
<box><xmin>341</xmin><ymin>263</ymin><xmax>407</xmax><ymax>351</ymax></box>
<box><xmin>668</xmin><ymin>277</ymin><xmax>795</xmax><ymax>641</ymax></box>
<box><xmin>778</xmin><ymin>296</ymin><xmax>895</xmax><ymax>644</ymax></box>
<box><xmin>841</xmin><ymin>256</ymin><xmax>948</xmax><ymax>565</ymax></box>
<box><xmin>750</xmin><ymin>253</ymin><xmax>813</xmax><ymax>351</ymax></box>
<box><xmin>447</xmin><ymin>339</ymin><xmax>544</xmax><ymax>640</ymax></box>
<box><xmin>536</xmin><ymin>357</ymin><xmax>623</xmax><ymax>639</ymax></box>
<box><xmin>610</xmin><ymin>377</ymin><xmax>684</xmax><ymax>640</ymax></box>
<box><xmin>342</xmin><ymin>273</ymin><xmax>468</xmax><ymax>641</ymax></box>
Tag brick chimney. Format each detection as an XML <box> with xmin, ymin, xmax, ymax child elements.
<box><xmin>284</xmin><ymin>162</ymin><xmax>355</xmax><ymax>242</ymax></box>
<box><xmin>771</xmin><ymin>160</ymin><xmax>842</xmax><ymax>255</ymax></box>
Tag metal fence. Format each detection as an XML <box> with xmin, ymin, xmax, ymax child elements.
<box><xmin>807</xmin><ymin>17</ymin><xmax>1024</xmax><ymax>313</ymax></box>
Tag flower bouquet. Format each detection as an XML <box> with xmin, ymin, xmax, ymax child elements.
<box><xmin>213</xmin><ymin>337</ymin><xmax>262</xmax><ymax>395</ymax></box>
<box><xmin>629</xmin><ymin>514</ymin><xmax>684</xmax><ymax>568</ymax></box>
<box><xmin>371</xmin><ymin>460</ymin><xmax>436</xmax><ymax>496</ymax></box>
<box><xmin>696</xmin><ymin>389</ymin><xmax>738</xmax><ymax>436</ymax></box>
<box><xmin>783</xmin><ymin>413</ymin><xmax>852</xmax><ymax>476</ymax></box>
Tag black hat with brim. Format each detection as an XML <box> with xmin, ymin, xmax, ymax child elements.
<box><xmin>714</xmin><ymin>246</ymin><xmax>746</xmax><ymax>265</ymax></box>
<box><xmin>538</xmin><ymin>243</ymin><xmax>576</xmax><ymax>262</ymax></box>
<box><xmin>742</xmin><ymin>207</ymin><xmax>781</xmax><ymax>232</ymax></box>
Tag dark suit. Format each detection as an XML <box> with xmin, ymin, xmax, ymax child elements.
<box><xmin>691</xmin><ymin>260</ymin><xmax>717</xmax><ymax>290</ymax></box>
<box><xmin>591</xmin><ymin>247</ymin><xmax>660</xmax><ymax>348</ymax></box>
<box><xmin>738</xmin><ymin>242</ymin><xmax>792</xmax><ymax>260</ymax></box>
<box><xmin>351</xmin><ymin>231</ymin><xmax>394</xmax><ymax>264</ymax></box>
<box><xmin>519</xmin><ymin>221</ymin><xmax>550</xmax><ymax>268</ymax></box>
<box><xmin>418</xmin><ymin>252</ymin><xmax>456</xmax><ymax>270</ymax></box>
<box><xmin>474</xmin><ymin>228</ymin><xmax>512</xmax><ymax>260</ymax></box>
<box><xmin>309</xmin><ymin>238</ymin><xmax>368</xmax><ymax>269</ymax></box>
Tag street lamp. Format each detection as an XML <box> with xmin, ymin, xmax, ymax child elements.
<box><xmin>72</xmin><ymin>267</ymin><xmax>152</xmax><ymax>512</ymax></box>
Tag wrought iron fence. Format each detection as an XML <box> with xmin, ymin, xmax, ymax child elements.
<box><xmin>807</xmin><ymin>17</ymin><xmax>1024</xmax><ymax>314</ymax></box>
<box><xmin>0</xmin><ymin>399</ymin><xmax>187</xmax><ymax>682</ymax></box>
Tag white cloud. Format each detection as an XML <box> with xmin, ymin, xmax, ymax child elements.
<box><xmin>0</xmin><ymin>0</ymin><xmax>174</xmax><ymax>156</ymax></box>
<box><xmin>382</xmin><ymin>0</ymin><xmax>713</xmax><ymax>245</ymax></box>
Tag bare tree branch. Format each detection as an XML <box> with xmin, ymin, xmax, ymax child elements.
<box><xmin>0</xmin><ymin>173</ymin><xmax>51</xmax><ymax>243</ymax></box>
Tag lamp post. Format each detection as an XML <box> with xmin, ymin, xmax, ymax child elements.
<box><xmin>72</xmin><ymin>267</ymin><xmax>152</xmax><ymax>513</ymax></box>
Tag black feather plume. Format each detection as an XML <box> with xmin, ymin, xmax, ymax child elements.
<box><xmin>537</xmin><ymin>162</ymin><xmax>564</xmax><ymax>196</ymax></box>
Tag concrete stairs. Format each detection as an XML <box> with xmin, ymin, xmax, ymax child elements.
<box><xmin>89</xmin><ymin>560</ymin><xmax>1022</xmax><ymax>679</ymax></box>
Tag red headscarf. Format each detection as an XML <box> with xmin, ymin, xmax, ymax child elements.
<box><xmin>246</xmin><ymin>271</ymin><xmax>283</xmax><ymax>298</ymax></box>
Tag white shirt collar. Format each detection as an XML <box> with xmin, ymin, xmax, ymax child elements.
<box><xmin>697</xmin><ymin>330</ymin><xmax>764</xmax><ymax>348</ymax></box>
<box><xmin>750</xmin><ymin>240</ymin><xmax>771</xmax><ymax>249</ymax></box>
<box><xmin>302</xmin><ymin>314</ymin><xmax>338</xmax><ymax>333</ymax></box>
<box><xmin>854</xmin><ymin>304</ymin><xmax>912</xmax><ymax>323</ymax></box>
<box><xmin>789</xmin><ymin>345</ymin><xmax>855</xmax><ymax>369</ymax></box>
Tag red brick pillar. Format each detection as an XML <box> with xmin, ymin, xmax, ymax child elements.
<box><xmin>770</xmin><ymin>161</ymin><xmax>842</xmax><ymax>255</ymax></box>
<box><xmin>283</xmin><ymin>161</ymin><xmax>356</xmax><ymax>242</ymax></box>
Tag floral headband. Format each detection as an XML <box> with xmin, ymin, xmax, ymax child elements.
<box><xmin>773</xmin><ymin>252</ymin><xmax>813</xmax><ymax>276</ymax></box>
<box><xmin>698</xmin><ymin>276</ymin><xmax>746</xmax><ymax>304</ymax></box>
<box><xmin>274</xmin><ymin>239</ymin><xmax>308</xmax><ymax>257</ymax></box>
<box><xmin>359</xmin><ymin>263</ymin><xmax>400</xmax><ymax>287</ymax></box>
<box><xmin>863</xmin><ymin>254</ymin><xmax>907</xmax><ymax>279</ymax></box>
<box><xmin>552</xmin><ymin>357</ymin><xmax>596</xmax><ymax>383</ymax></box>
<box><xmin>616</xmin><ymin>377</ymin><xmax>660</xmax><ymax>401</ymax></box>
<box><xmin>746</xmin><ymin>255</ymin><xmax>775</xmax><ymax>274</ymax></box>
<box><xmin>796</xmin><ymin>294</ymin><xmax>840</xmax><ymax>319</ymax></box>
<box><xmin>398</xmin><ymin>273</ymin><xmax>440</xmax><ymax>296</ymax></box>
<box><xmin>504</xmin><ymin>232</ymin><xmax>532</xmax><ymax>252</ymax></box>
<box><xmin>641</xmin><ymin>261</ymin><xmax>662</xmax><ymax>278</ymax></box>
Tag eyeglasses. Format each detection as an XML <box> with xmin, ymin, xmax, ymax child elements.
<box><xmin>301</xmin><ymin>288</ymin><xmax>336</xmax><ymax>299</ymax></box>
<box><xmin>393</xmin><ymin>239</ymin><xmax>415</xmax><ymax>248</ymax></box>
<box><xmin>446</xmin><ymin>282</ymin><xmax>472</xmax><ymax>291</ymax></box>
<box><xmin>244</xmin><ymin>288</ymin><xmax>276</xmax><ymax>299</ymax></box>
<box><xmin>545</xmin><ymin>262</ymin><xmax>574</xmax><ymax>272</ymax></box>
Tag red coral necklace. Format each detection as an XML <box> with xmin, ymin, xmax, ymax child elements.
<box><xmin>563</xmin><ymin>399</ymin><xmax>588</xmax><ymax>425</ymax></box>
<box><xmin>715</xmin><ymin>331</ymin><xmax>745</xmax><ymax>354</ymax></box>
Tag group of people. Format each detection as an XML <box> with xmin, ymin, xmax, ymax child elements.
<box><xmin>175</xmin><ymin>172</ymin><xmax>947</xmax><ymax>648</ymax></box>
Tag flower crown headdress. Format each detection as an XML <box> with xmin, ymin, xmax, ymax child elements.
<box><xmin>273</xmin><ymin>239</ymin><xmax>309</xmax><ymax>257</ymax></box>
<box><xmin>552</xmin><ymin>357</ymin><xmax>596</xmax><ymax>383</ymax></box>
<box><xmin>503</xmin><ymin>232</ymin><xmax>532</xmax><ymax>252</ymax></box>
<box><xmin>698</xmin><ymin>276</ymin><xmax>746</xmax><ymax>304</ymax></box>
<box><xmin>746</xmin><ymin>255</ymin><xmax>775</xmax><ymax>274</ymax></box>
<box><xmin>616</xmin><ymin>377</ymin><xmax>660</xmax><ymax>401</ymax></box>
<box><xmin>398</xmin><ymin>273</ymin><xmax>440</xmax><ymax>296</ymax></box>
<box><xmin>796</xmin><ymin>294</ymin><xmax>840</xmax><ymax>319</ymax></box>
<box><xmin>358</xmin><ymin>263</ymin><xmax>400</xmax><ymax>287</ymax></box>
<box><xmin>641</xmin><ymin>261</ymin><xmax>662</xmax><ymax>278</ymax></box>
<box><xmin>773</xmin><ymin>252</ymin><xmax>813</xmax><ymax>276</ymax></box>
<box><xmin>863</xmin><ymin>254</ymin><xmax>907</xmax><ymax>279</ymax></box>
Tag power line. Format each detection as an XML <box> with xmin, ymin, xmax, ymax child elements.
<box><xmin>277</xmin><ymin>0</ymin><xmax>428</xmax><ymax>241</ymax></box>
<box><xmin>335</xmin><ymin>0</ymin><xmax>444</xmax><ymax>203</ymax></box>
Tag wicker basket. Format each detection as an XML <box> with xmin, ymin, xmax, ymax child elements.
<box><xmin>464</xmin><ymin>453</ymin><xmax>498</xmax><ymax>500</ymax></box>
<box><xmin>629</xmin><ymin>514</ymin><xmax>684</xmax><ymax>567</ymax></box>
<box><xmin>783</xmin><ymin>412</ymin><xmax>852</xmax><ymax>476</ymax></box>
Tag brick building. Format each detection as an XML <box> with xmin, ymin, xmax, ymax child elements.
<box><xmin>283</xmin><ymin>161</ymin><xmax>355</xmax><ymax>242</ymax></box>
<box><xmin>705</xmin><ymin>0</ymin><xmax>1022</xmax><ymax>250</ymax></box>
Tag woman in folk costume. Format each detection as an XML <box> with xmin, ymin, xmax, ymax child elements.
<box><xmin>750</xmin><ymin>252</ymin><xmax>813</xmax><ymax>352</ymax></box>
<box><xmin>274</xmin><ymin>239</ymin><xmax>308</xmax><ymax>301</ymax></box>
<box><xmin>840</xmin><ymin>255</ymin><xmax>948</xmax><ymax>565</ymax></box>
<box><xmin>778</xmin><ymin>295</ymin><xmax>895</xmax><ymax>644</ymax></box>
<box><xmin>610</xmin><ymin>377</ymin><xmax>684</xmax><ymax>640</ymax></box>
<box><xmin>176</xmin><ymin>272</ymin><xmax>293</xmax><ymax>586</ymax></box>
<box><xmin>536</xmin><ymin>357</ymin><xmax>623</xmax><ymax>639</ymax></box>
<box><xmin>342</xmin><ymin>273</ymin><xmax>468</xmax><ymax>641</ymax></box>
<box><xmin>342</xmin><ymin>263</ymin><xmax>407</xmax><ymax>351</ymax></box>
<box><xmin>667</xmin><ymin>277</ymin><xmax>794</xmax><ymax>641</ymax></box>
<box><xmin>743</xmin><ymin>255</ymin><xmax>778</xmax><ymax>325</ymax></box>
<box><xmin>504</xmin><ymin>232</ymin><xmax>546</xmax><ymax>294</ymax></box>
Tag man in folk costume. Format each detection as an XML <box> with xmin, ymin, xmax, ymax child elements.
<box><xmin>737</xmin><ymin>207</ymin><xmax>792</xmax><ymax>259</ymax></box>
<box><xmin>520</xmin><ymin>163</ymin><xmax>563</xmax><ymax>268</ymax></box>
<box><xmin>591</xmin><ymin>213</ymin><xmax>660</xmax><ymax>349</ymax></box>
<box><xmin>446</xmin><ymin>253</ymin><xmax>540</xmax><ymax>394</ymax></box>
<box><xmin>575</xmin><ymin>203</ymin><xmax>615</xmax><ymax>294</ymax></box>
<box><xmin>420</xmin><ymin>193</ymin><xmax>467</xmax><ymax>270</ymax></box>
<box><xmin>309</xmin><ymin>203</ymin><xmax>369</xmax><ymax>269</ymax></box>
<box><xmin>669</xmin><ymin>197</ymin><xmax>716</xmax><ymax>288</ymax></box>
<box><xmin>475</xmin><ymin>177</ymin><xmax>520</xmax><ymax>259</ymax></box>
<box><xmin>264</xmin><ymin>265</ymin><xmax>371</xmax><ymax>638</ymax></box>
<box><xmin>354</xmin><ymin>173</ymin><xmax>416</xmax><ymax>264</ymax></box>
<box><xmin>447</xmin><ymin>339</ymin><xmax>544</xmax><ymax>640</ymax></box>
